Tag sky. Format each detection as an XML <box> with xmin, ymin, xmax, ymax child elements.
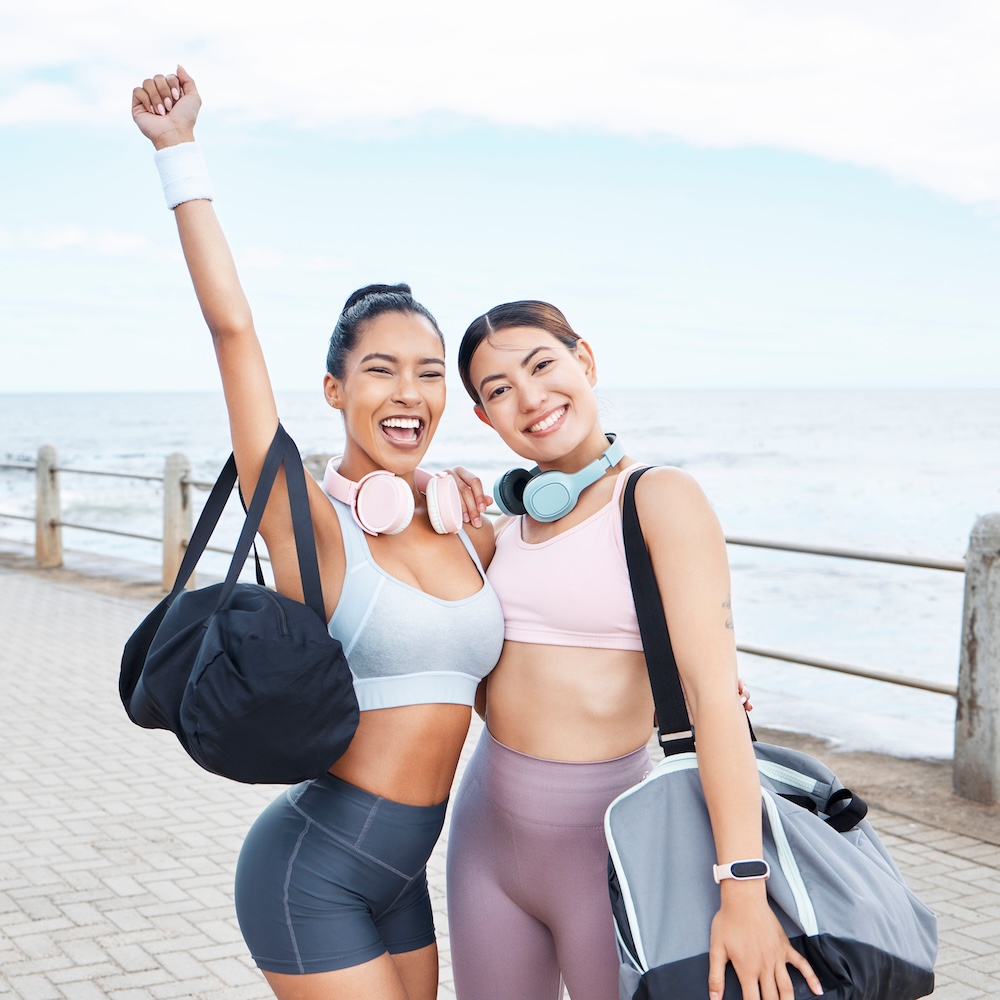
<box><xmin>2</xmin><ymin>0</ymin><xmax>999</xmax><ymax>392</ymax></box>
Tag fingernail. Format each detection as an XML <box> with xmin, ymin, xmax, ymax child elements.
<box><xmin>741</xmin><ymin>696</ymin><xmax>748</xmax><ymax>705</ymax></box>
<box><xmin>164</xmin><ymin>97</ymin><xmax>173</xmax><ymax>111</ymax></box>
<box><xmin>473</xmin><ymin>517</ymin><xmax>482</xmax><ymax>528</ymax></box>
<box><xmin>462</xmin><ymin>511</ymin><xmax>470</xmax><ymax>523</ymax></box>
<box><xmin>710</xmin><ymin>993</ymin><xmax>721</xmax><ymax>1000</ymax></box>
<box><xmin>172</xmin><ymin>87</ymin><xmax>180</xmax><ymax>100</ymax></box>
<box><xmin>157</xmin><ymin>103</ymin><xmax>165</xmax><ymax>116</ymax></box>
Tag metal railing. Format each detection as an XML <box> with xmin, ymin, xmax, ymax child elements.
<box><xmin>724</xmin><ymin>537</ymin><xmax>963</xmax><ymax>697</ymax></box>
<box><xmin>0</xmin><ymin>451</ymin><xmax>264</xmax><ymax>589</ymax></box>
<box><xmin>0</xmin><ymin>451</ymin><xmax>965</xmax><ymax>687</ymax></box>
<box><xmin>3</xmin><ymin>445</ymin><xmax>999</xmax><ymax>802</ymax></box>
<box><xmin>726</xmin><ymin>535</ymin><xmax>965</xmax><ymax>574</ymax></box>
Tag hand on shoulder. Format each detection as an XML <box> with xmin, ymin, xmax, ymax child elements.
<box><xmin>447</xmin><ymin>466</ymin><xmax>493</xmax><ymax>528</ymax></box>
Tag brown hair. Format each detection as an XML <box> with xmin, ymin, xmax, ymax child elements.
<box><xmin>457</xmin><ymin>300</ymin><xmax>580</xmax><ymax>403</ymax></box>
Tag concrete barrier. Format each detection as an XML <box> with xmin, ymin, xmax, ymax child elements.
<box><xmin>954</xmin><ymin>513</ymin><xmax>1000</xmax><ymax>804</ymax></box>
<box><xmin>162</xmin><ymin>452</ymin><xmax>193</xmax><ymax>591</ymax></box>
<box><xmin>34</xmin><ymin>445</ymin><xmax>62</xmax><ymax>568</ymax></box>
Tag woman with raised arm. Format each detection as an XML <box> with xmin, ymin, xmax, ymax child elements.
<box><xmin>446</xmin><ymin>302</ymin><xmax>823</xmax><ymax>1000</ymax></box>
<box><xmin>131</xmin><ymin>68</ymin><xmax>503</xmax><ymax>1000</ymax></box>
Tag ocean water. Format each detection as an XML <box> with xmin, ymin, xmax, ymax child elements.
<box><xmin>2</xmin><ymin>388</ymin><xmax>998</xmax><ymax>759</ymax></box>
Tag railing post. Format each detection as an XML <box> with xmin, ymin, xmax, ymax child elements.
<box><xmin>163</xmin><ymin>453</ymin><xmax>193</xmax><ymax>591</ymax></box>
<box><xmin>35</xmin><ymin>445</ymin><xmax>62</xmax><ymax>568</ymax></box>
<box><xmin>954</xmin><ymin>513</ymin><xmax>1000</xmax><ymax>804</ymax></box>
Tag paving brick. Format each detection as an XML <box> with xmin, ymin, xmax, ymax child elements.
<box><xmin>57</xmin><ymin>981</ymin><xmax>112</xmax><ymax>1000</ymax></box>
<box><xmin>929</xmin><ymin>983</ymin><xmax>987</xmax><ymax>1000</ymax></box>
<box><xmin>5</xmin><ymin>975</ymin><xmax>61</xmax><ymax>1000</ymax></box>
<box><xmin>203</xmin><ymin>957</ymin><xmax>263</xmax><ymax>986</ymax></box>
<box><xmin>104</xmin><ymin>942</ymin><xmax>160</xmax><ymax>973</ymax></box>
<box><xmin>150</xmin><ymin>981</ymin><xmax>236</xmax><ymax>1000</ymax></box>
<box><xmin>2</xmin><ymin>956</ymin><xmax>74</xmax><ymax>979</ymax></box>
<box><xmin>48</xmin><ymin>963</ymin><xmax>122</xmax><ymax>986</ymax></box>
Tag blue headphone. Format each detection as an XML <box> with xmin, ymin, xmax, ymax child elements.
<box><xmin>493</xmin><ymin>433</ymin><xmax>625</xmax><ymax>522</ymax></box>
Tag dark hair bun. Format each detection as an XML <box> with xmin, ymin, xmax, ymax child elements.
<box><xmin>343</xmin><ymin>283</ymin><xmax>413</xmax><ymax>311</ymax></box>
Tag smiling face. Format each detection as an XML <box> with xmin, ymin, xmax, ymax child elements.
<box><xmin>324</xmin><ymin>310</ymin><xmax>446</xmax><ymax>479</ymax></box>
<box><xmin>469</xmin><ymin>326</ymin><xmax>608</xmax><ymax>471</ymax></box>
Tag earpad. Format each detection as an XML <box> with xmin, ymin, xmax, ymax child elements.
<box><xmin>493</xmin><ymin>467</ymin><xmax>535</xmax><ymax>517</ymax></box>
<box><xmin>522</xmin><ymin>474</ymin><xmax>576</xmax><ymax>522</ymax></box>
<box><xmin>356</xmin><ymin>474</ymin><xmax>414</xmax><ymax>535</ymax></box>
<box><xmin>323</xmin><ymin>459</ymin><xmax>461</xmax><ymax>536</ymax></box>
<box><xmin>423</xmin><ymin>474</ymin><xmax>463</xmax><ymax>534</ymax></box>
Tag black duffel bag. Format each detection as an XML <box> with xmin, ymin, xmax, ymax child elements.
<box><xmin>119</xmin><ymin>423</ymin><xmax>359</xmax><ymax>784</ymax></box>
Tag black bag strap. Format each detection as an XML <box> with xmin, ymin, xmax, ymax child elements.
<box><xmin>236</xmin><ymin>483</ymin><xmax>271</xmax><ymax>588</ymax></box>
<box><xmin>622</xmin><ymin>469</ymin><xmax>869</xmax><ymax>830</ymax></box>
<box><xmin>166</xmin><ymin>424</ymin><xmax>326</xmax><ymax>622</ymax></box>
<box><xmin>621</xmin><ymin>467</ymin><xmax>696</xmax><ymax>755</ymax></box>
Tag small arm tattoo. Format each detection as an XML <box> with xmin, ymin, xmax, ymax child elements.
<box><xmin>723</xmin><ymin>593</ymin><xmax>733</xmax><ymax>630</ymax></box>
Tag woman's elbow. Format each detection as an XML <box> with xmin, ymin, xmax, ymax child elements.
<box><xmin>205</xmin><ymin>307</ymin><xmax>255</xmax><ymax>344</ymax></box>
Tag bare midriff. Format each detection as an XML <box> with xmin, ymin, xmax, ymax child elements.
<box><xmin>485</xmin><ymin>641</ymin><xmax>655</xmax><ymax>762</ymax></box>
<box><xmin>329</xmin><ymin>703</ymin><xmax>473</xmax><ymax>807</ymax></box>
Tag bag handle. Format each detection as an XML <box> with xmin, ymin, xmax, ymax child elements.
<box><xmin>167</xmin><ymin>424</ymin><xmax>326</xmax><ymax>621</ymax></box>
<box><xmin>622</xmin><ymin>467</ymin><xmax>756</xmax><ymax>756</ymax></box>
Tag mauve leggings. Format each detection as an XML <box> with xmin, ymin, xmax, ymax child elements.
<box><xmin>447</xmin><ymin>729</ymin><xmax>650</xmax><ymax>1000</ymax></box>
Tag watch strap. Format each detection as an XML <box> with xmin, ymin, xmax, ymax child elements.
<box><xmin>713</xmin><ymin>859</ymin><xmax>770</xmax><ymax>883</ymax></box>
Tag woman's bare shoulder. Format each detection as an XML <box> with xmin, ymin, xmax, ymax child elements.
<box><xmin>463</xmin><ymin>515</ymin><xmax>497</xmax><ymax>569</ymax></box>
<box><xmin>630</xmin><ymin>465</ymin><xmax>721</xmax><ymax>541</ymax></box>
<box><xmin>631</xmin><ymin>464</ymin><xmax>709</xmax><ymax>507</ymax></box>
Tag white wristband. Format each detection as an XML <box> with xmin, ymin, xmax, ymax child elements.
<box><xmin>153</xmin><ymin>141</ymin><xmax>214</xmax><ymax>210</ymax></box>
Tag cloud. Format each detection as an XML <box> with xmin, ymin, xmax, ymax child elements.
<box><xmin>94</xmin><ymin>231</ymin><xmax>151</xmax><ymax>255</ymax></box>
<box><xmin>28</xmin><ymin>226</ymin><xmax>88</xmax><ymax>250</ymax></box>
<box><xmin>240</xmin><ymin>246</ymin><xmax>353</xmax><ymax>272</ymax></box>
<box><xmin>2</xmin><ymin>1</ymin><xmax>999</xmax><ymax>205</ymax></box>
<box><xmin>0</xmin><ymin>225</ymin><xmax>151</xmax><ymax>255</ymax></box>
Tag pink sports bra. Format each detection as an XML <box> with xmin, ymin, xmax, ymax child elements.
<box><xmin>486</xmin><ymin>463</ymin><xmax>644</xmax><ymax>651</ymax></box>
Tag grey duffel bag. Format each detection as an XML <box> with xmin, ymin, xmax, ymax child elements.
<box><xmin>605</xmin><ymin>742</ymin><xmax>938</xmax><ymax>999</ymax></box>
<box><xmin>606</xmin><ymin>468</ymin><xmax>938</xmax><ymax>999</ymax></box>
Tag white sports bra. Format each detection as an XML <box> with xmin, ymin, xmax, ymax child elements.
<box><xmin>326</xmin><ymin>497</ymin><xmax>504</xmax><ymax>711</ymax></box>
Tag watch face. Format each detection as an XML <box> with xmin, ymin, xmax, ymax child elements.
<box><xmin>731</xmin><ymin>860</ymin><xmax>769</xmax><ymax>879</ymax></box>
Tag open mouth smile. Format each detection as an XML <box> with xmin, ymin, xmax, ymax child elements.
<box><xmin>526</xmin><ymin>406</ymin><xmax>566</xmax><ymax>434</ymax></box>
<box><xmin>380</xmin><ymin>416</ymin><xmax>424</xmax><ymax>446</ymax></box>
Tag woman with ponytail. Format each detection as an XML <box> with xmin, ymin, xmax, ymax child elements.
<box><xmin>447</xmin><ymin>301</ymin><xmax>823</xmax><ymax>1000</ymax></box>
<box><xmin>131</xmin><ymin>68</ymin><xmax>503</xmax><ymax>1000</ymax></box>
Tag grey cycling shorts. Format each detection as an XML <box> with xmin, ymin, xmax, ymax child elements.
<box><xmin>235</xmin><ymin>772</ymin><xmax>447</xmax><ymax>974</ymax></box>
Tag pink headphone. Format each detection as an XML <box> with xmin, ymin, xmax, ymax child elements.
<box><xmin>322</xmin><ymin>458</ymin><xmax>464</xmax><ymax>536</ymax></box>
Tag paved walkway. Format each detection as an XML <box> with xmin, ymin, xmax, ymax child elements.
<box><xmin>1</xmin><ymin>546</ymin><xmax>998</xmax><ymax>999</ymax></box>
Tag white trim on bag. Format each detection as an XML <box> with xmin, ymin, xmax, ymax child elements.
<box><xmin>761</xmin><ymin>788</ymin><xmax>818</xmax><ymax>936</ymax></box>
<box><xmin>614</xmin><ymin>921</ymin><xmax>644</xmax><ymax>974</ymax></box>
<box><xmin>604</xmin><ymin>751</ymin><xmax>699</xmax><ymax>972</ymax></box>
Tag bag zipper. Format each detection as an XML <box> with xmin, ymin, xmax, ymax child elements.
<box><xmin>757</xmin><ymin>759</ymin><xmax>821</xmax><ymax>794</ymax></box>
<box><xmin>257</xmin><ymin>587</ymin><xmax>291</xmax><ymax>637</ymax></box>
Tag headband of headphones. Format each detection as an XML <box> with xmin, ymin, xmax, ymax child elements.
<box><xmin>323</xmin><ymin>459</ymin><xmax>463</xmax><ymax>536</ymax></box>
<box><xmin>493</xmin><ymin>433</ymin><xmax>624</xmax><ymax>522</ymax></box>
